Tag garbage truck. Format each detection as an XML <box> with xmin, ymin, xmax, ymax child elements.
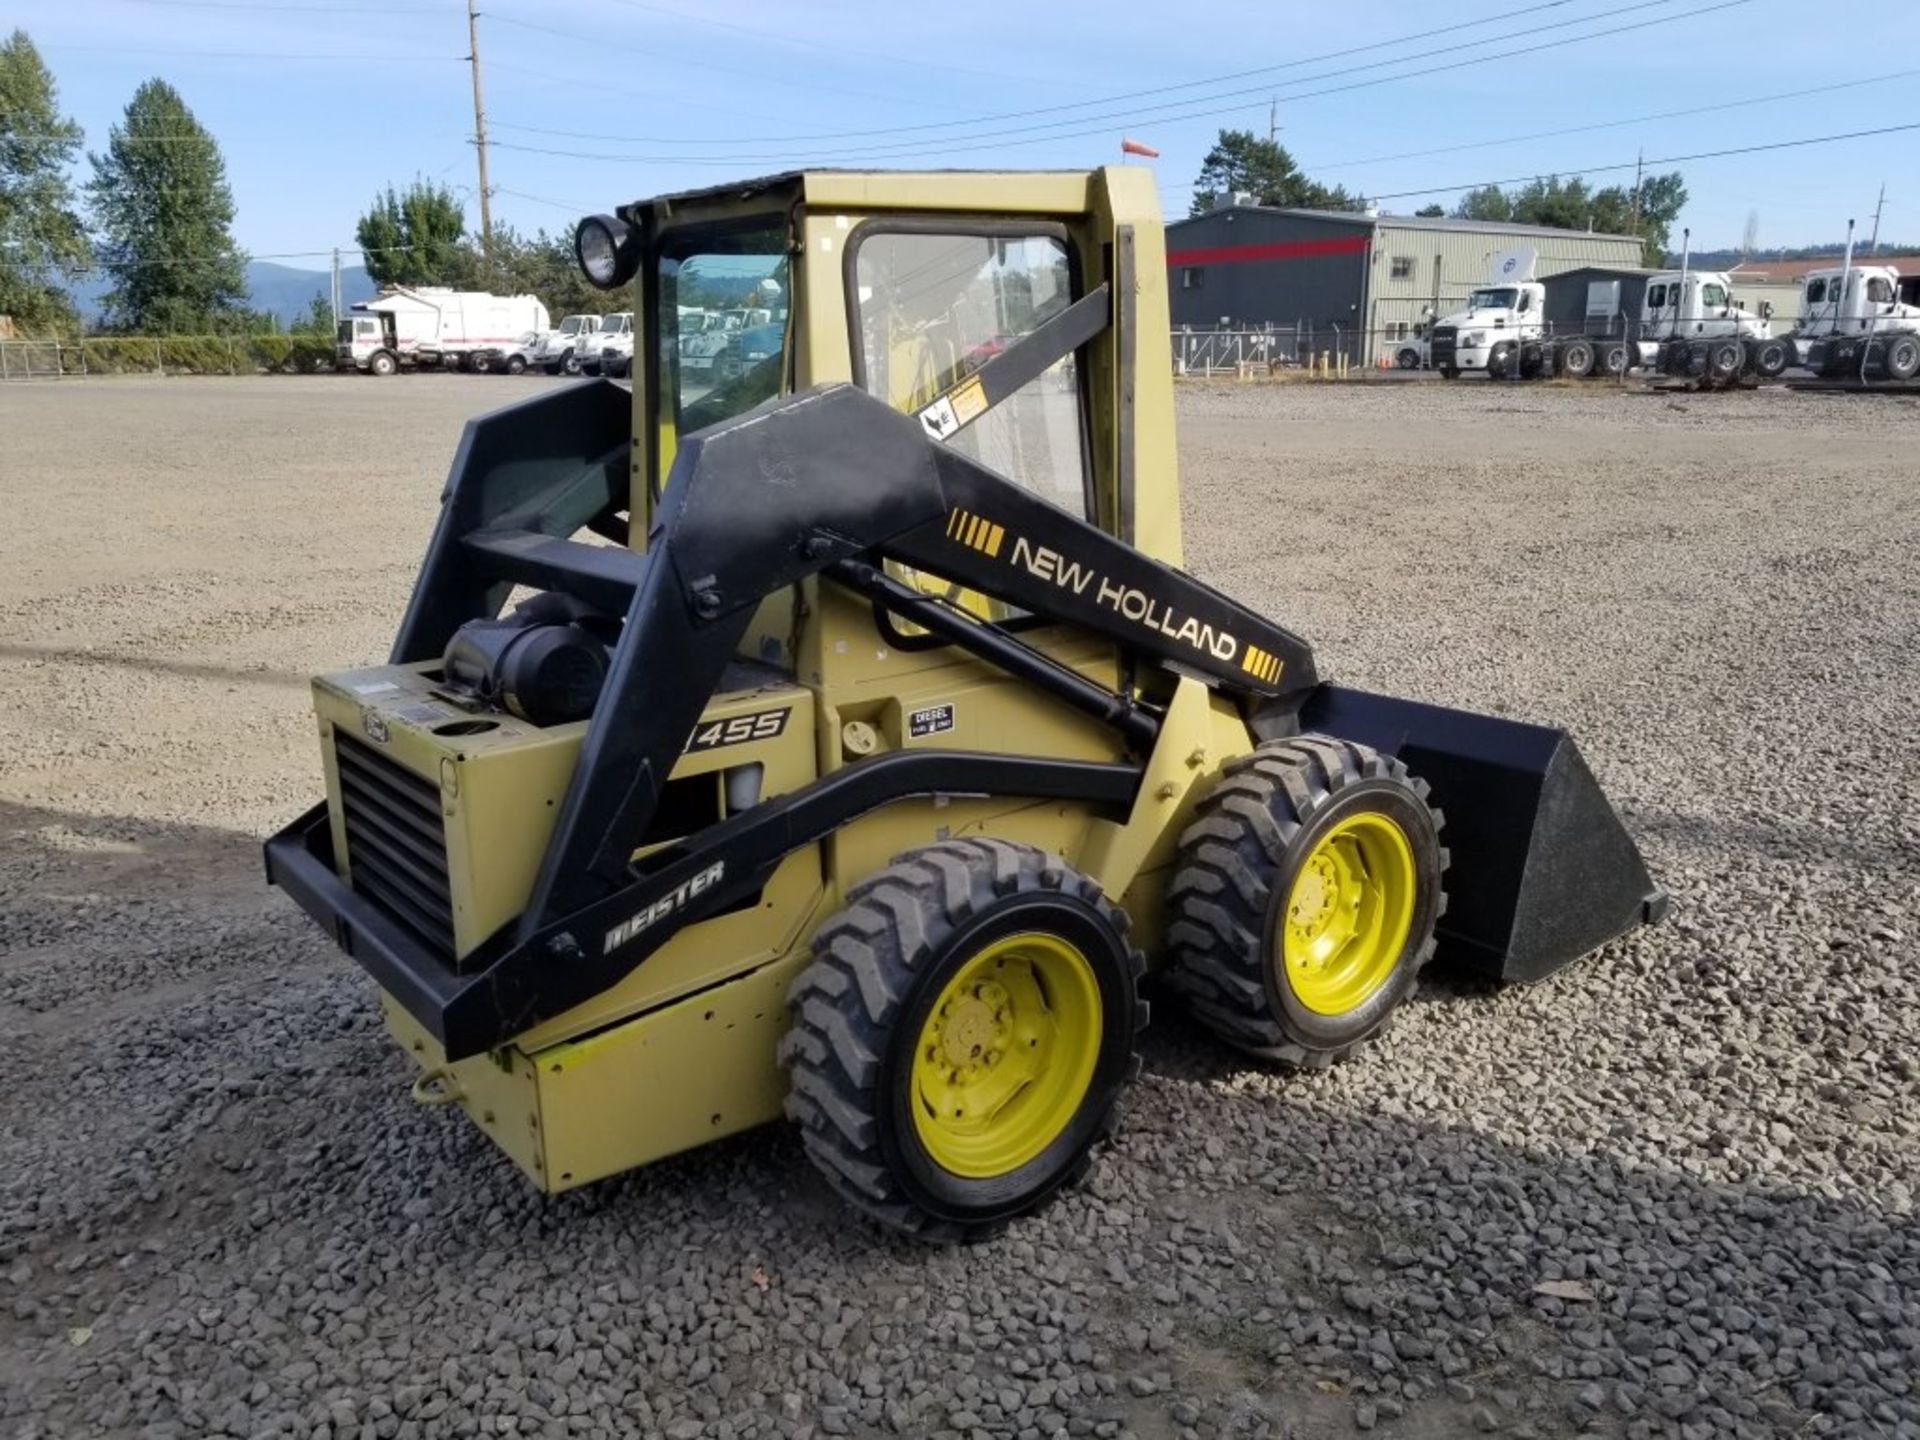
<box><xmin>336</xmin><ymin>288</ymin><xmax>550</xmax><ymax>376</ymax></box>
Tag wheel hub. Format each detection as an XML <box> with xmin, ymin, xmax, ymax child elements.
<box><xmin>910</xmin><ymin>934</ymin><xmax>1103</xmax><ymax>1178</ymax></box>
<box><xmin>1278</xmin><ymin>811</ymin><xmax>1419</xmax><ymax>1017</ymax></box>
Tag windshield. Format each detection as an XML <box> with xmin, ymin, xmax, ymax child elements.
<box><xmin>1466</xmin><ymin>287</ymin><xmax>1519</xmax><ymax>310</ymax></box>
<box><xmin>657</xmin><ymin>221</ymin><xmax>791</xmax><ymax>452</ymax></box>
<box><xmin>336</xmin><ymin>320</ymin><xmax>353</xmax><ymax>342</ymax></box>
<box><xmin>559</xmin><ymin>316</ymin><xmax>584</xmax><ymax>335</ymax></box>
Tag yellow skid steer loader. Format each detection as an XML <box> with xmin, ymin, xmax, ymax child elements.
<box><xmin>266</xmin><ymin>169</ymin><xmax>1662</xmax><ymax>1240</ymax></box>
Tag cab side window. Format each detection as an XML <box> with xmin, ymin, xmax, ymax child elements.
<box><xmin>1806</xmin><ymin>278</ymin><xmax>1827</xmax><ymax>306</ymax></box>
<box><xmin>1701</xmin><ymin>282</ymin><xmax>1728</xmax><ymax>309</ymax></box>
<box><xmin>1868</xmin><ymin>277</ymin><xmax>1894</xmax><ymax>305</ymax></box>
<box><xmin>853</xmin><ymin>228</ymin><xmax>1090</xmax><ymax>519</ymax></box>
<box><xmin>1647</xmin><ymin>283</ymin><xmax>1667</xmax><ymax>309</ymax></box>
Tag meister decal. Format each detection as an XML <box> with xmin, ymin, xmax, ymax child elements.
<box><xmin>603</xmin><ymin>861</ymin><xmax>725</xmax><ymax>954</ymax></box>
<box><xmin>908</xmin><ymin>702</ymin><xmax>955</xmax><ymax>739</ymax></box>
<box><xmin>685</xmin><ymin>707</ymin><xmax>790</xmax><ymax>752</ymax></box>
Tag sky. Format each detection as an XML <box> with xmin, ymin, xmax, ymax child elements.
<box><xmin>15</xmin><ymin>0</ymin><xmax>1918</xmax><ymax>273</ymax></box>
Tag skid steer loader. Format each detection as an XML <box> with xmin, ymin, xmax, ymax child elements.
<box><xmin>266</xmin><ymin>168</ymin><xmax>1663</xmax><ymax>1240</ymax></box>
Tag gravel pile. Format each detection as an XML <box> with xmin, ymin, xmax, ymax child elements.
<box><xmin>1</xmin><ymin>376</ymin><xmax>1915</xmax><ymax>1439</ymax></box>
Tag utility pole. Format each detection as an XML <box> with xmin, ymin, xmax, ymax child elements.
<box><xmin>1868</xmin><ymin>181</ymin><xmax>1886</xmax><ymax>253</ymax></box>
<box><xmin>466</xmin><ymin>0</ymin><xmax>494</xmax><ymax>269</ymax></box>
<box><xmin>1630</xmin><ymin>149</ymin><xmax>1644</xmax><ymax>233</ymax></box>
<box><xmin>330</xmin><ymin>247</ymin><xmax>341</xmax><ymax>324</ymax></box>
<box><xmin>1268</xmin><ymin>97</ymin><xmax>1278</xmax><ymax>147</ymax></box>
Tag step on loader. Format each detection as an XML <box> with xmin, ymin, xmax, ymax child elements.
<box><xmin>266</xmin><ymin>169</ymin><xmax>1664</xmax><ymax>1240</ymax></box>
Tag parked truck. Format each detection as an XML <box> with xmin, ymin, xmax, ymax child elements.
<box><xmin>1794</xmin><ymin>262</ymin><xmax>1920</xmax><ymax>382</ymax></box>
<box><xmin>1429</xmin><ymin>249</ymin><xmax>1785</xmax><ymax>384</ymax></box>
<box><xmin>336</xmin><ymin>288</ymin><xmax>550</xmax><ymax>376</ymax></box>
<box><xmin>526</xmin><ymin>313</ymin><xmax>604</xmax><ymax>375</ymax></box>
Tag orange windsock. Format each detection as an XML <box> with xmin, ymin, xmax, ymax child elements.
<box><xmin>1120</xmin><ymin>137</ymin><xmax>1160</xmax><ymax>159</ymax></box>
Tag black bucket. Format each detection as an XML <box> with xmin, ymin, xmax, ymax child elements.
<box><xmin>1301</xmin><ymin>685</ymin><xmax>1666</xmax><ymax>984</ymax></box>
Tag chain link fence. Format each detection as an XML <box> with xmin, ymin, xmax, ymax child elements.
<box><xmin>0</xmin><ymin>335</ymin><xmax>336</xmax><ymax>380</ymax></box>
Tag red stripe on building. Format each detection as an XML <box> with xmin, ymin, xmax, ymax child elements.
<box><xmin>1166</xmin><ymin>234</ymin><xmax>1371</xmax><ymax>266</ymax></box>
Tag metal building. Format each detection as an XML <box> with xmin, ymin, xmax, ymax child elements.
<box><xmin>1167</xmin><ymin>199</ymin><xmax>1645</xmax><ymax>364</ymax></box>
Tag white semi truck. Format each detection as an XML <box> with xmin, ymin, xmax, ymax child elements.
<box><xmin>336</xmin><ymin>288</ymin><xmax>550</xmax><ymax>376</ymax></box>
<box><xmin>1794</xmin><ymin>262</ymin><xmax>1920</xmax><ymax>382</ymax></box>
<box><xmin>527</xmin><ymin>313</ymin><xmax>604</xmax><ymax>375</ymax></box>
<box><xmin>1429</xmin><ymin>248</ymin><xmax>1784</xmax><ymax>384</ymax></box>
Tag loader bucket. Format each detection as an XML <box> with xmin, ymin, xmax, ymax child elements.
<box><xmin>1301</xmin><ymin>685</ymin><xmax>1665</xmax><ymax>983</ymax></box>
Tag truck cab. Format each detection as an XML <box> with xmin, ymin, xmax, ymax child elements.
<box><xmin>1798</xmin><ymin>265</ymin><xmax>1920</xmax><ymax>379</ymax></box>
<box><xmin>535</xmin><ymin>313</ymin><xmax>603</xmax><ymax>375</ymax></box>
<box><xmin>1429</xmin><ymin>281</ymin><xmax>1544</xmax><ymax>377</ymax></box>
<box><xmin>580</xmin><ymin>311</ymin><xmax>633</xmax><ymax>376</ymax></box>
<box><xmin>336</xmin><ymin>313</ymin><xmax>399</xmax><ymax>375</ymax></box>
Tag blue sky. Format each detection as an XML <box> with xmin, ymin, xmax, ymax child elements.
<box><xmin>18</xmin><ymin>0</ymin><xmax>1918</xmax><ymax>269</ymax></box>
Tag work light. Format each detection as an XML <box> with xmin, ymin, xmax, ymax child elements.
<box><xmin>575</xmin><ymin>214</ymin><xmax>638</xmax><ymax>290</ymax></box>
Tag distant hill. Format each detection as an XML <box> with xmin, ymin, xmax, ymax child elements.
<box><xmin>66</xmin><ymin>259</ymin><xmax>376</xmax><ymax>329</ymax></box>
<box><xmin>1667</xmin><ymin>242</ymin><xmax>1919</xmax><ymax>268</ymax></box>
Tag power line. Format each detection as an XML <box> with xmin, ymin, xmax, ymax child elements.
<box><xmin>483</xmin><ymin>12</ymin><xmax>983</xmax><ymax>114</ymax></box>
<box><xmin>496</xmin><ymin>0</ymin><xmax>1640</xmax><ymax>149</ymax></box>
<box><xmin>1311</xmin><ymin>68</ymin><xmax>1920</xmax><ymax>170</ymax></box>
<box><xmin>487</xmin><ymin>0</ymin><xmax>1751</xmax><ymax>163</ymax></box>
<box><xmin>482</xmin><ymin>0</ymin><xmax>1752</xmax><ymax>166</ymax></box>
<box><xmin>39</xmin><ymin>43</ymin><xmax>460</xmax><ymax>61</ymax></box>
<box><xmin>1352</xmin><ymin>122</ymin><xmax>1920</xmax><ymax>205</ymax></box>
<box><xmin>107</xmin><ymin>0</ymin><xmax>449</xmax><ymax>10</ymax></box>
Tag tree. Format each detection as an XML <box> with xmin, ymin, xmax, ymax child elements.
<box><xmin>356</xmin><ymin>180</ymin><xmax>466</xmax><ymax>288</ymax></box>
<box><xmin>87</xmin><ymin>79</ymin><xmax>247</xmax><ymax>332</ymax></box>
<box><xmin>289</xmin><ymin>292</ymin><xmax>333</xmax><ymax>336</ymax></box>
<box><xmin>0</xmin><ymin>31</ymin><xmax>90</xmax><ymax>336</ymax></box>
<box><xmin>1450</xmin><ymin>171</ymin><xmax>1686</xmax><ymax>266</ymax></box>
<box><xmin>1414</xmin><ymin>203</ymin><xmax>1446</xmax><ymax>218</ymax></box>
<box><xmin>1190</xmin><ymin>129</ymin><xmax>1364</xmax><ymax>216</ymax></box>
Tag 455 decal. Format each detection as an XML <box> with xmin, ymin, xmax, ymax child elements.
<box><xmin>685</xmin><ymin>706</ymin><xmax>790</xmax><ymax>753</ymax></box>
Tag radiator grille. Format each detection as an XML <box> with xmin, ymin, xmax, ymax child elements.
<box><xmin>333</xmin><ymin>732</ymin><xmax>454</xmax><ymax>955</ymax></box>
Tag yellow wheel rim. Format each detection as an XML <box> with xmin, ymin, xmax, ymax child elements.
<box><xmin>909</xmin><ymin>932</ymin><xmax>1103</xmax><ymax>1179</ymax></box>
<box><xmin>1280</xmin><ymin>810</ymin><xmax>1417</xmax><ymax>1017</ymax></box>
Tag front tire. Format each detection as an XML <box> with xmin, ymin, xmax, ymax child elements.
<box><xmin>505</xmin><ymin>355</ymin><xmax>528</xmax><ymax>375</ymax></box>
<box><xmin>368</xmin><ymin>350</ymin><xmax>397</xmax><ymax>377</ymax></box>
<box><xmin>1751</xmin><ymin>337</ymin><xmax>1791</xmax><ymax>378</ymax></box>
<box><xmin>1167</xmin><ymin>738</ymin><xmax>1446</xmax><ymax>1068</ymax></box>
<box><xmin>779</xmin><ymin>839</ymin><xmax>1144</xmax><ymax>1242</ymax></box>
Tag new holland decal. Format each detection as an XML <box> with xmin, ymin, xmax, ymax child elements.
<box><xmin>943</xmin><ymin>508</ymin><xmax>1274</xmax><ymax>679</ymax></box>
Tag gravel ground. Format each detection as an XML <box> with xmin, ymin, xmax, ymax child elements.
<box><xmin>1</xmin><ymin>374</ymin><xmax>1916</xmax><ymax>1440</ymax></box>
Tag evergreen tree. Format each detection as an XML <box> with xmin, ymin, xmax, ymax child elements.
<box><xmin>1451</xmin><ymin>173</ymin><xmax>1686</xmax><ymax>267</ymax></box>
<box><xmin>1190</xmin><ymin>129</ymin><xmax>1363</xmax><ymax>216</ymax></box>
<box><xmin>87</xmin><ymin>79</ymin><xmax>247</xmax><ymax>332</ymax></box>
<box><xmin>0</xmin><ymin>31</ymin><xmax>90</xmax><ymax>336</ymax></box>
<box><xmin>355</xmin><ymin>180</ymin><xmax>466</xmax><ymax>287</ymax></box>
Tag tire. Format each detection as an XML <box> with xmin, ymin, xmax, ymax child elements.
<box><xmin>779</xmin><ymin>838</ymin><xmax>1145</xmax><ymax>1242</ymax></box>
<box><xmin>1486</xmin><ymin>343</ymin><xmax>1514</xmax><ymax>380</ymax></box>
<box><xmin>559</xmin><ymin>349</ymin><xmax>581</xmax><ymax>376</ymax></box>
<box><xmin>1883</xmin><ymin>333</ymin><xmax>1920</xmax><ymax>381</ymax></box>
<box><xmin>1751</xmin><ymin>337</ymin><xmax>1791</xmax><ymax>379</ymax></box>
<box><xmin>1166</xmin><ymin>737</ymin><xmax>1446</xmax><ymax>1068</ymax></box>
<box><xmin>1705</xmin><ymin>339</ymin><xmax>1743</xmax><ymax>383</ymax></box>
<box><xmin>1518</xmin><ymin>344</ymin><xmax>1545</xmax><ymax>380</ymax></box>
<box><xmin>505</xmin><ymin>355</ymin><xmax>527</xmax><ymax>375</ymax></box>
<box><xmin>1396</xmin><ymin>347</ymin><xmax>1420</xmax><ymax>370</ymax></box>
<box><xmin>1597</xmin><ymin>340</ymin><xmax>1629</xmax><ymax>378</ymax></box>
<box><xmin>1559</xmin><ymin>338</ymin><xmax>1595</xmax><ymax>379</ymax></box>
<box><xmin>368</xmin><ymin>350</ymin><xmax>397</xmax><ymax>378</ymax></box>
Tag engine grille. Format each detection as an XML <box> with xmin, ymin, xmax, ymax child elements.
<box><xmin>1430</xmin><ymin>325</ymin><xmax>1458</xmax><ymax>364</ymax></box>
<box><xmin>333</xmin><ymin>732</ymin><xmax>454</xmax><ymax>956</ymax></box>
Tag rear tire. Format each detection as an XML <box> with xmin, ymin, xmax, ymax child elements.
<box><xmin>1751</xmin><ymin>337</ymin><xmax>1791</xmax><ymax>378</ymax></box>
<box><xmin>1559</xmin><ymin>338</ymin><xmax>1595</xmax><ymax>378</ymax></box>
<box><xmin>1884</xmin><ymin>333</ymin><xmax>1920</xmax><ymax>381</ymax></box>
<box><xmin>1166</xmin><ymin>738</ymin><xmax>1446</xmax><ymax>1068</ymax></box>
<box><xmin>1597</xmin><ymin>340</ymin><xmax>1629</xmax><ymax>378</ymax></box>
<box><xmin>1705</xmin><ymin>338</ymin><xmax>1743</xmax><ymax>384</ymax></box>
<box><xmin>779</xmin><ymin>839</ymin><xmax>1144</xmax><ymax>1243</ymax></box>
